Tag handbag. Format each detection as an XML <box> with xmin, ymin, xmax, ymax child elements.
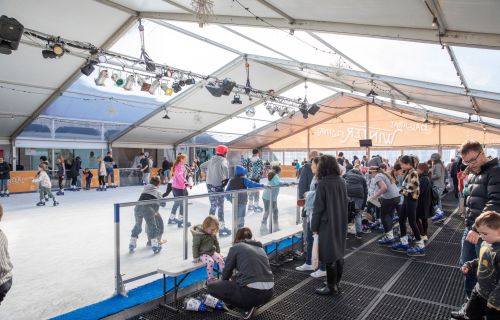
<box><xmin>311</xmin><ymin>234</ymin><xmax>319</xmax><ymax>270</ymax></box>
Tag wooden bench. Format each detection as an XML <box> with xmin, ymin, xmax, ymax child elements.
<box><xmin>157</xmin><ymin>225</ymin><xmax>303</xmax><ymax>312</ymax></box>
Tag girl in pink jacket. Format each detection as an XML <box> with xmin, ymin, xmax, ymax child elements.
<box><xmin>169</xmin><ymin>154</ymin><xmax>191</xmax><ymax>228</ymax></box>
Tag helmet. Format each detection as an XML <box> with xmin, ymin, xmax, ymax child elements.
<box><xmin>215</xmin><ymin>145</ymin><xmax>229</xmax><ymax>155</ymax></box>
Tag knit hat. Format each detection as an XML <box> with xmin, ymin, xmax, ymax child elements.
<box><xmin>430</xmin><ymin>153</ymin><xmax>441</xmax><ymax>161</ymax></box>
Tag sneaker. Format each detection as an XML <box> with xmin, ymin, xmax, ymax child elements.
<box><xmin>242</xmin><ymin>307</ymin><xmax>256</xmax><ymax>320</ymax></box>
<box><xmin>296</xmin><ymin>263</ymin><xmax>315</xmax><ymax>271</ymax></box>
<box><xmin>310</xmin><ymin>269</ymin><xmax>327</xmax><ymax>278</ymax></box>
<box><xmin>368</xmin><ymin>221</ymin><xmax>380</xmax><ymax>229</ymax></box>
<box><xmin>378</xmin><ymin>236</ymin><xmax>396</xmax><ymax>246</ymax></box>
<box><xmin>450</xmin><ymin>304</ymin><xmax>467</xmax><ymax>320</ymax></box>
<box><xmin>347</xmin><ymin>224</ymin><xmax>356</xmax><ymax>235</ymax></box>
<box><xmin>219</xmin><ymin>227</ymin><xmax>232</xmax><ymax>237</ymax></box>
<box><xmin>391</xmin><ymin>242</ymin><xmax>409</xmax><ymax>253</ymax></box>
<box><xmin>431</xmin><ymin>212</ymin><xmax>445</xmax><ymax>222</ymax></box>
<box><xmin>177</xmin><ymin>220</ymin><xmax>192</xmax><ymax>228</ymax></box>
<box><xmin>421</xmin><ymin>235</ymin><xmax>429</xmax><ymax>241</ymax></box>
<box><xmin>407</xmin><ymin>246</ymin><xmax>425</xmax><ymax>257</ymax></box>
<box><xmin>129</xmin><ymin>237</ymin><xmax>137</xmax><ymax>252</ymax></box>
<box><xmin>36</xmin><ymin>201</ymin><xmax>45</xmax><ymax>206</ymax></box>
<box><xmin>167</xmin><ymin>217</ymin><xmax>178</xmax><ymax>225</ymax></box>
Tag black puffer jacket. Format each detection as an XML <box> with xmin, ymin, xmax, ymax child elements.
<box><xmin>465</xmin><ymin>158</ymin><xmax>500</xmax><ymax>229</ymax></box>
<box><xmin>344</xmin><ymin>169</ymin><xmax>368</xmax><ymax>206</ymax></box>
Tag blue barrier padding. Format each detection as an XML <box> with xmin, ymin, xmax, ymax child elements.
<box><xmin>50</xmin><ymin>235</ymin><xmax>302</xmax><ymax>320</ymax></box>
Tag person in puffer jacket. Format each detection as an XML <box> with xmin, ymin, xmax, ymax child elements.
<box><xmin>344</xmin><ymin>168</ymin><xmax>368</xmax><ymax>238</ymax></box>
<box><xmin>225</xmin><ymin>165</ymin><xmax>264</xmax><ymax>228</ymax></box>
<box><xmin>191</xmin><ymin>216</ymin><xmax>224</xmax><ymax>282</ymax></box>
<box><xmin>200</xmin><ymin>145</ymin><xmax>231</xmax><ymax>237</ymax></box>
<box><xmin>129</xmin><ymin>176</ymin><xmax>165</xmax><ymax>254</ymax></box>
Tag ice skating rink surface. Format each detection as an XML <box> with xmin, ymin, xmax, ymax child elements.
<box><xmin>0</xmin><ymin>181</ymin><xmax>298</xmax><ymax>319</ymax></box>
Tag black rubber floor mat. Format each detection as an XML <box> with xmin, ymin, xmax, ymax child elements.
<box><xmin>424</xmin><ymin>241</ymin><xmax>462</xmax><ymax>266</ymax></box>
<box><xmin>366</xmin><ymin>295</ymin><xmax>454</xmax><ymax>320</ymax></box>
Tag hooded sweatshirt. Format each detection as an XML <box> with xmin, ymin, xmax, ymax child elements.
<box><xmin>226</xmin><ymin>166</ymin><xmax>264</xmax><ymax>205</ymax></box>
<box><xmin>200</xmin><ymin>155</ymin><xmax>229</xmax><ymax>187</ymax></box>
<box><xmin>191</xmin><ymin>224</ymin><xmax>220</xmax><ymax>259</ymax></box>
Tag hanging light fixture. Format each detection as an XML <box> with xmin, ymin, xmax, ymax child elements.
<box><xmin>123</xmin><ymin>75</ymin><xmax>135</xmax><ymax>91</ymax></box>
<box><xmin>95</xmin><ymin>69</ymin><xmax>108</xmax><ymax>86</ymax></box>
<box><xmin>162</xmin><ymin>109</ymin><xmax>170</xmax><ymax>119</ymax></box>
<box><xmin>231</xmin><ymin>94</ymin><xmax>242</xmax><ymax>104</ymax></box>
<box><xmin>111</xmin><ymin>72</ymin><xmax>124</xmax><ymax>87</ymax></box>
<box><xmin>80</xmin><ymin>59</ymin><xmax>98</xmax><ymax>76</ymax></box>
<box><xmin>148</xmin><ymin>79</ymin><xmax>160</xmax><ymax>95</ymax></box>
<box><xmin>274</xmin><ymin>124</ymin><xmax>279</xmax><ymax>132</ymax></box>
<box><xmin>42</xmin><ymin>41</ymin><xmax>65</xmax><ymax>59</ymax></box>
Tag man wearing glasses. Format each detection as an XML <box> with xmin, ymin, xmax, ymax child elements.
<box><xmin>451</xmin><ymin>140</ymin><xmax>500</xmax><ymax>320</ymax></box>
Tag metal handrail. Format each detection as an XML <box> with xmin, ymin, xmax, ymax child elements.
<box><xmin>113</xmin><ymin>183</ymin><xmax>300</xmax><ymax>296</ymax></box>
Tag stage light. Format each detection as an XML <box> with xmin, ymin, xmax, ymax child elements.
<box><xmin>278</xmin><ymin>107</ymin><xmax>288</xmax><ymax>117</ymax></box>
<box><xmin>0</xmin><ymin>15</ymin><xmax>24</xmax><ymax>55</ymax></box>
<box><xmin>162</xmin><ymin>110</ymin><xmax>170</xmax><ymax>119</ymax></box>
<box><xmin>308</xmin><ymin>104</ymin><xmax>320</xmax><ymax>115</ymax></box>
<box><xmin>111</xmin><ymin>72</ymin><xmax>124</xmax><ymax>87</ymax></box>
<box><xmin>185</xmin><ymin>78</ymin><xmax>195</xmax><ymax>85</ymax></box>
<box><xmin>42</xmin><ymin>43</ymin><xmax>65</xmax><ymax>59</ymax></box>
<box><xmin>148</xmin><ymin>79</ymin><xmax>160</xmax><ymax>94</ymax></box>
<box><xmin>179</xmin><ymin>79</ymin><xmax>186</xmax><ymax>87</ymax></box>
<box><xmin>366</xmin><ymin>89</ymin><xmax>377</xmax><ymax>97</ymax></box>
<box><xmin>95</xmin><ymin>69</ymin><xmax>108</xmax><ymax>86</ymax></box>
<box><xmin>80</xmin><ymin>60</ymin><xmax>97</xmax><ymax>76</ymax></box>
<box><xmin>299</xmin><ymin>105</ymin><xmax>308</xmax><ymax>119</ymax></box>
<box><xmin>123</xmin><ymin>75</ymin><xmax>135</xmax><ymax>91</ymax></box>
<box><xmin>165</xmin><ymin>88</ymin><xmax>173</xmax><ymax>95</ymax></box>
<box><xmin>288</xmin><ymin>110</ymin><xmax>296</xmax><ymax>119</ymax></box>
<box><xmin>245</xmin><ymin>107</ymin><xmax>255</xmax><ymax>117</ymax></box>
<box><xmin>231</xmin><ymin>94</ymin><xmax>242</xmax><ymax>104</ymax></box>
<box><xmin>172</xmin><ymin>82</ymin><xmax>182</xmax><ymax>93</ymax></box>
<box><xmin>266</xmin><ymin>104</ymin><xmax>276</xmax><ymax>116</ymax></box>
<box><xmin>205</xmin><ymin>78</ymin><xmax>236</xmax><ymax>97</ymax></box>
<box><xmin>274</xmin><ymin>124</ymin><xmax>279</xmax><ymax>132</ymax></box>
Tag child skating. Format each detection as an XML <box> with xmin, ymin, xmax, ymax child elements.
<box><xmin>191</xmin><ymin>216</ymin><xmax>224</xmax><ymax>283</ymax></box>
<box><xmin>261</xmin><ymin>166</ymin><xmax>292</xmax><ymax>234</ymax></box>
<box><xmin>32</xmin><ymin>164</ymin><xmax>59</xmax><ymax>206</ymax></box>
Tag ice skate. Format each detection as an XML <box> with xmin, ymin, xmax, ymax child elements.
<box><xmin>129</xmin><ymin>237</ymin><xmax>137</xmax><ymax>253</ymax></box>
<box><xmin>151</xmin><ymin>239</ymin><xmax>161</xmax><ymax>254</ymax></box>
<box><xmin>36</xmin><ymin>201</ymin><xmax>45</xmax><ymax>206</ymax></box>
<box><xmin>53</xmin><ymin>200</ymin><xmax>59</xmax><ymax>206</ymax></box>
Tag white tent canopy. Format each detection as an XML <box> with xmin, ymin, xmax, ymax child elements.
<box><xmin>1</xmin><ymin>0</ymin><xmax>500</xmax><ymax>150</ymax></box>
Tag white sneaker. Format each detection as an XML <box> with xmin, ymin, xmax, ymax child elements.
<box><xmin>296</xmin><ymin>263</ymin><xmax>315</xmax><ymax>271</ymax></box>
<box><xmin>421</xmin><ymin>235</ymin><xmax>428</xmax><ymax>241</ymax></box>
<box><xmin>310</xmin><ymin>269</ymin><xmax>327</xmax><ymax>278</ymax></box>
<box><xmin>347</xmin><ymin>224</ymin><xmax>356</xmax><ymax>235</ymax></box>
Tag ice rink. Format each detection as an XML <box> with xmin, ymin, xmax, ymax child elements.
<box><xmin>0</xmin><ymin>181</ymin><xmax>299</xmax><ymax>320</ymax></box>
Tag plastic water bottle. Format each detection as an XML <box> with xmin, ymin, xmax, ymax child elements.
<box><xmin>201</xmin><ymin>294</ymin><xmax>225</xmax><ymax>310</ymax></box>
<box><xmin>183</xmin><ymin>297</ymin><xmax>208</xmax><ymax>312</ymax></box>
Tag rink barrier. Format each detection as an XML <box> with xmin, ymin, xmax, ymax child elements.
<box><xmin>113</xmin><ymin>183</ymin><xmax>302</xmax><ymax>297</ymax></box>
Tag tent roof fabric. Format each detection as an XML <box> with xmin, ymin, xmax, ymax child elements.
<box><xmin>1</xmin><ymin>0</ymin><xmax>500</xmax><ymax>149</ymax></box>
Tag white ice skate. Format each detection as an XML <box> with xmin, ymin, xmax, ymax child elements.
<box><xmin>129</xmin><ymin>237</ymin><xmax>137</xmax><ymax>253</ymax></box>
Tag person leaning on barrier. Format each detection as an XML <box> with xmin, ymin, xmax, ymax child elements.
<box><xmin>207</xmin><ymin>227</ymin><xmax>273</xmax><ymax>319</ymax></box>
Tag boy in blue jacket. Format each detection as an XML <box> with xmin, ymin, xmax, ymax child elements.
<box><xmin>226</xmin><ymin>165</ymin><xmax>264</xmax><ymax>229</ymax></box>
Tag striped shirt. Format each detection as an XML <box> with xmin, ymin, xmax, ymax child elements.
<box><xmin>0</xmin><ymin>229</ymin><xmax>13</xmax><ymax>286</ymax></box>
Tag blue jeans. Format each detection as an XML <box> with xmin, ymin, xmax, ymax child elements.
<box><xmin>460</xmin><ymin>227</ymin><xmax>483</xmax><ymax>298</ymax></box>
<box><xmin>237</xmin><ymin>204</ymin><xmax>246</xmax><ymax>229</ymax></box>
<box><xmin>106</xmin><ymin>167</ymin><xmax>114</xmax><ymax>185</ymax></box>
<box><xmin>305</xmin><ymin>221</ymin><xmax>325</xmax><ymax>271</ymax></box>
<box><xmin>0</xmin><ymin>179</ymin><xmax>8</xmax><ymax>193</ymax></box>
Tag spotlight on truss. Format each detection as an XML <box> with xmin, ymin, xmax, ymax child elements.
<box><xmin>308</xmin><ymin>103</ymin><xmax>320</xmax><ymax>115</ymax></box>
<box><xmin>172</xmin><ymin>82</ymin><xmax>182</xmax><ymax>93</ymax></box>
<box><xmin>162</xmin><ymin>110</ymin><xmax>170</xmax><ymax>119</ymax></box>
<box><xmin>123</xmin><ymin>75</ymin><xmax>135</xmax><ymax>91</ymax></box>
<box><xmin>231</xmin><ymin>94</ymin><xmax>242</xmax><ymax>104</ymax></box>
<box><xmin>278</xmin><ymin>107</ymin><xmax>288</xmax><ymax>117</ymax></box>
<box><xmin>205</xmin><ymin>78</ymin><xmax>236</xmax><ymax>97</ymax></box>
<box><xmin>80</xmin><ymin>59</ymin><xmax>98</xmax><ymax>76</ymax></box>
<box><xmin>42</xmin><ymin>42</ymin><xmax>65</xmax><ymax>59</ymax></box>
<box><xmin>95</xmin><ymin>69</ymin><xmax>108</xmax><ymax>86</ymax></box>
<box><xmin>266</xmin><ymin>104</ymin><xmax>276</xmax><ymax>116</ymax></box>
<box><xmin>366</xmin><ymin>89</ymin><xmax>378</xmax><ymax>97</ymax></box>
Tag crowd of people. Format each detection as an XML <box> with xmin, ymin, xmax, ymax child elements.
<box><xmin>1</xmin><ymin>140</ymin><xmax>500</xmax><ymax>319</ymax></box>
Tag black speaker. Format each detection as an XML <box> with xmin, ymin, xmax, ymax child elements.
<box><xmin>359</xmin><ymin>139</ymin><xmax>372</xmax><ymax>147</ymax></box>
<box><xmin>0</xmin><ymin>16</ymin><xmax>24</xmax><ymax>55</ymax></box>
